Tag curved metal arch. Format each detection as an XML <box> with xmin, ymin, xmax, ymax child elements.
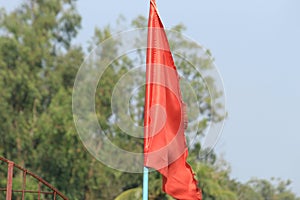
<box><xmin>0</xmin><ymin>157</ymin><xmax>68</xmax><ymax>200</ymax></box>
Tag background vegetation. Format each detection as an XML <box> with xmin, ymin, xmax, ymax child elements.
<box><xmin>0</xmin><ymin>0</ymin><xmax>298</xmax><ymax>199</ymax></box>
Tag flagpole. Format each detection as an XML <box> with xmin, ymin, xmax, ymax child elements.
<box><xmin>143</xmin><ymin>166</ymin><xmax>149</xmax><ymax>200</ymax></box>
<box><xmin>142</xmin><ymin>1</ymin><xmax>155</xmax><ymax>200</ymax></box>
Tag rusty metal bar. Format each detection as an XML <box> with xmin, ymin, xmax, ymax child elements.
<box><xmin>0</xmin><ymin>188</ymin><xmax>54</xmax><ymax>194</ymax></box>
<box><xmin>22</xmin><ymin>170</ymin><xmax>27</xmax><ymax>200</ymax></box>
<box><xmin>53</xmin><ymin>191</ymin><xmax>57</xmax><ymax>200</ymax></box>
<box><xmin>38</xmin><ymin>181</ymin><xmax>41</xmax><ymax>200</ymax></box>
<box><xmin>6</xmin><ymin>161</ymin><xmax>14</xmax><ymax>200</ymax></box>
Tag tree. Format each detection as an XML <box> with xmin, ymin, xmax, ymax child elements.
<box><xmin>0</xmin><ymin>1</ymin><xmax>299</xmax><ymax>200</ymax></box>
<box><xmin>0</xmin><ymin>0</ymin><xmax>83</xmax><ymax>199</ymax></box>
<box><xmin>247</xmin><ymin>178</ymin><xmax>300</xmax><ymax>200</ymax></box>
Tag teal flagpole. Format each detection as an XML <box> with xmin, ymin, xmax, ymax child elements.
<box><xmin>143</xmin><ymin>166</ymin><xmax>149</xmax><ymax>200</ymax></box>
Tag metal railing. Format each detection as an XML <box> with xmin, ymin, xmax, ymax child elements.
<box><xmin>0</xmin><ymin>157</ymin><xmax>68</xmax><ymax>200</ymax></box>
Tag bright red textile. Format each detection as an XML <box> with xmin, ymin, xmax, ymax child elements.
<box><xmin>144</xmin><ymin>0</ymin><xmax>202</xmax><ymax>199</ymax></box>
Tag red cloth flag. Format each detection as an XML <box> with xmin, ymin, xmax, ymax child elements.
<box><xmin>144</xmin><ymin>0</ymin><xmax>202</xmax><ymax>199</ymax></box>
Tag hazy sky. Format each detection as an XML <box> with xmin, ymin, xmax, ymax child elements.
<box><xmin>1</xmin><ymin>0</ymin><xmax>300</xmax><ymax>195</ymax></box>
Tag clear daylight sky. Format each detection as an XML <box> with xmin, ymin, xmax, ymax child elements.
<box><xmin>1</xmin><ymin>0</ymin><xmax>300</xmax><ymax>196</ymax></box>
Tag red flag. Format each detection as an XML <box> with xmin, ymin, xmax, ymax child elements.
<box><xmin>144</xmin><ymin>0</ymin><xmax>202</xmax><ymax>199</ymax></box>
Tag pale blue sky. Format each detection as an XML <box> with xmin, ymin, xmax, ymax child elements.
<box><xmin>1</xmin><ymin>0</ymin><xmax>300</xmax><ymax>195</ymax></box>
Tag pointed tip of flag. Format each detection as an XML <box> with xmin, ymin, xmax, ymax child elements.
<box><xmin>150</xmin><ymin>0</ymin><xmax>156</xmax><ymax>6</ymax></box>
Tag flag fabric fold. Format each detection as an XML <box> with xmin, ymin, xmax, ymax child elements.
<box><xmin>144</xmin><ymin>0</ymin><xmax>202</xmax><ymax>199</ymax></box>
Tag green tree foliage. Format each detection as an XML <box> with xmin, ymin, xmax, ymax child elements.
<box><xmin>0</xmin><ymin>1</ymin><xmax>299</xmax><ymax>200</ymax></box>
<box><xmin>246</xmin><ymin>178</ymin><xmax>300</xmax><ymax>200</ymax></box>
